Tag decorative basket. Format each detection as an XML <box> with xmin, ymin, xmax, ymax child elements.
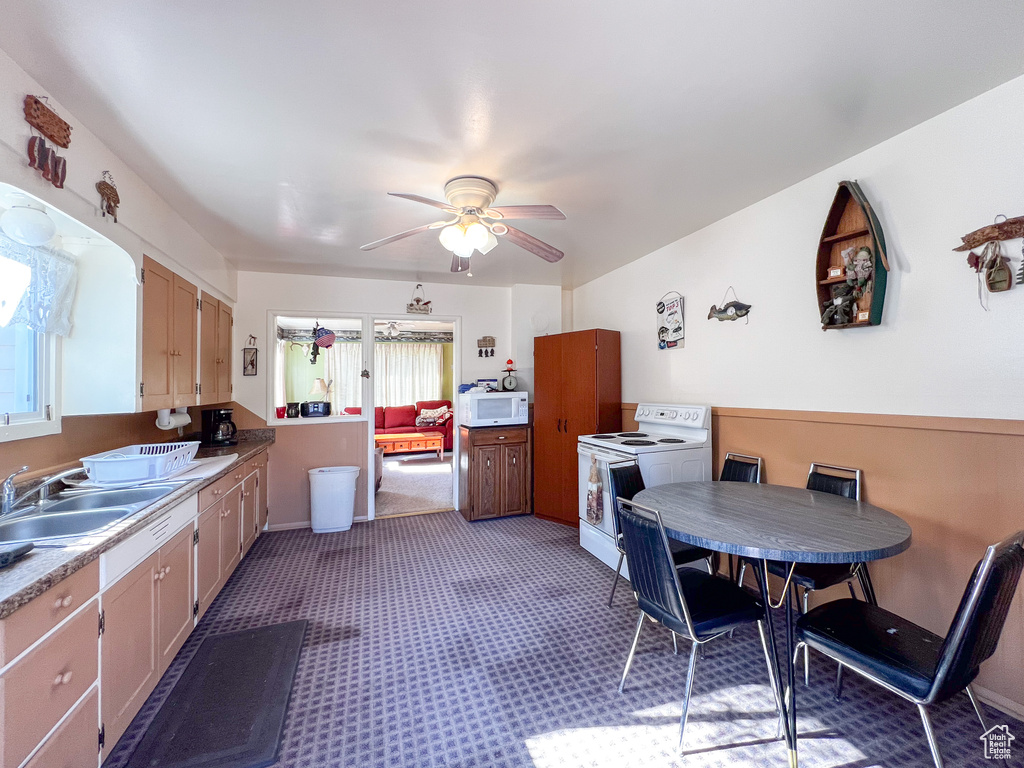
<box><xmin>80</xmin><ymin>441</ymin><xmax>199</xmax><ymax>484</ymax></box>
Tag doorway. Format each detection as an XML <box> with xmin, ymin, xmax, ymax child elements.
<box><xmin>371</xmin><ymin>318</ymin><xmax>457</xmax><ymax>518</ymax></box>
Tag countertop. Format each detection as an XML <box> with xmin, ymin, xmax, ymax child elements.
<box><xmin>0</xmin><ymin>436</ymin><xmax>274</xmax><ymax>620</ymax></box>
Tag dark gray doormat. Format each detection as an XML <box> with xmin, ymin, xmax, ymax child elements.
<box><xmin>124</xmin><ymin>620</ymin><xmax>307</xmax><ymax>768</ymax></box>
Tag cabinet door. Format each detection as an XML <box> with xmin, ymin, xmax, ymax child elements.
<box><xmin>219</xmin><ymin>485</ymin><xmax>242</xmax><ymax>584</ymax></box>
<box><xmin>471</xmin><ymin>445</ymin><xmax>500</xmax><ymax>520</ymax></box>
<box><xmin>502</xmin><ymin>443</ymin><xmax>527</xmax><ymax>517</ymax></box>
<box><xmin>216</xmin><ymin>301</ymin><xmax>233</xmax><ymax>401</ymax></box>
<box><xmin>257</xmin><ymin>454</ymin><xmax>269</xmax><ymax>532</ymax></box>
<box><xmin>140</xmin><ymin>256</ymin><xmax>174</xmax><ymax>410</ymax></box>
<box><xmin>157</xmin><ymin>525</ymin><xmax>194</xmax><ymax>673</ymax></box>
<box><xmin>24</xmin><ymin>688</ymin><xmax>98</xmax><ymax>768</ymax></box>
<box><xmin>171</xmin><ymin>275</ymin><xmax>198</xmax><ymax>408</ymax></box>
<box><xmin>101</xmin><ymin>550</ymin><xmax>159</xmax><ymax>755</ymax></box>
<box><xmin>241</xmin><ymin>473</ymin><xmax>257</xmax><ymax>554</ymax></box>
<box><xmin>199</xmin><ymin>292</ymin><xmax>219</xmax><ymax>405</ymax></box>
<box><xmin>196</xmin><ymin>502</ymin><xmax>222</xmax><ymax>620</ymax></box>
<box><xmin>533</xmin><ymin>335</ymin><xmax>566</xmax><ymax>522</ymax></box>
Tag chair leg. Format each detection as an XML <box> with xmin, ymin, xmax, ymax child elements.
<box><xmin>759</xmin><ymin>621</ymin><xmax>786</xmax><ymax>740</ymax></box>
<box><xmin>618</xmin><ymin>612</ymin><xmax>645</xmax><ymax>693</ymax></box>
<box><xmin>672</xmin><ymin>631</ymin><xmax>679</xmax><ymax>656</ymax></box>
<box><xmin>737</xmin><ymin>560</ymin><xmax>747</xmax><ymax>589</ymax></box>
<box><xmin>834</xmin><ymin>663</ymin><xmax>845</xmax><ymax>700</ymax></box>
<box><xmin>917</xmin><ymin>704</ymin><xmax>945</xmax><ymax>768</ymax></box>
<box><xmin>847</xmin><ymin>580</ymin><xmax>858</xmax><ymax>600</ymax></box>
<box><xmin>801</xmin><ymin>588</ymin><xmax>811</xmax><ymax>686</ymax></box>
<box><xmin>705</xmin><ymin>555</ymin><xmax>715</xmax><ymax>575</ymax></box>
<box><xmin>966</xmin><ymin>685</ymin><xmax>990</xmax><ymax>732</ymax></box>
<box><xmin>678</xmin><ymin>642</ymin><xmax>700</xmax><ymax>753</ymax></box>
<box><xmin>608</xmin><ymin>552</ymin><xmax>624</xmax><ymax>607</ymax></box>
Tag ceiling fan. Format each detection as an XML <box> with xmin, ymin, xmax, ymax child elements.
<box><xmin>379</xmin><ymin>321</ymin><xmax>413</xmax><ymax>338</ymax></box>
<box><xmin>360</xmin><ymin>176</ymin><xmax>566</xmax><ymax>273</ymax></box>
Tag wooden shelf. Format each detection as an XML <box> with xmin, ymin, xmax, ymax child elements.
<box><xmin>818</xmin><ymin>275</ymin><xmax>848</xmax><ymax>285</ymax></box>
<box><xmin>821</xmin><ymin>227</ymin><xmax>870</xmax><ymax>244</ymax></box>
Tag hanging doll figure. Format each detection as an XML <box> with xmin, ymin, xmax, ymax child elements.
<box><xmin>585</xmin><ymin>455</ymin><xmax>604</xmax><ymax>526</ymax></box>
<box><xmin>846</xmin><ymin>246</ymin><xmax>873</xmax><ymax>299</ymax></box>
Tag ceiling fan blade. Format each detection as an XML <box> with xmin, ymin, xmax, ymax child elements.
<box><xmin>388</xmin><ymin>193</ymin><xmax>457</xmax><ymax>213</ymax></box>
<box><xmin>485</xmin><ymin>204</ymin><xmax>566</xmax><ymax>220</ymax></box>
<box><xmin>502</xmin><ymin>225</ymin><xmax>563</xmax><ymax>262</ymax></box>
<box><xmin>450</xmin><ymin>253</ymin><xmax>471</xmax><ymax>273</ymax></box>
<box><xmin>360</xmin><ymin>224</ymin><xmax>434</xmax><ymax>251</ymax></box>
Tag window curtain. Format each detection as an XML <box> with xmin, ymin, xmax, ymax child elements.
<box><xmin>274</xmin><ymin>339</ymin><xmax>287</xmax><ymax>408</ymax></box>
<box><xmin>0</xmin><ymin>232</ymin><xmax>77</xmax><ymax>336</ymax></box>
<box><xmin>324</xmin><ymin>341</ymin><xmax>363</xmax><ymax>412</ymax></box>
<box><xmin>374</xmin><ymin>342</ymin><xmax>442</xmax><ymax>407</ymax></box>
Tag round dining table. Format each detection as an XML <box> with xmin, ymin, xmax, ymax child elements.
<box><xmin>633</xmin><ymin>481</ymin><xmax>912</xmax><ymax>768</ymax></box>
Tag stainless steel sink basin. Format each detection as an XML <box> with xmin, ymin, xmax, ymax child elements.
<box><xmin>0</xmin><ymin>481</ymin><xmax>185</xmax><ymax>544</ymax></box>
<box><xmin>0</xmin><ymin>508</ymin><xmax>134</xmax><ymax>543</ymax></box>
<box><xmin>44</xmin><ymin>485</ymin><xmax>179</xmax><ymax>513</ymax></box>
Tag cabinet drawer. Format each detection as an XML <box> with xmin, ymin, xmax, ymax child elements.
<box><xmin>392</xmin><ymin>440</ymin><xmax>410</xmax><ymax>451</ymax></box>
<box><xmin>410</xmin><ymin>439</ymin><xmax>427</xmax><ymax>450</ymax></box>
<box><xmin>244</xmin><ymin>450</ymin><xmax>266</xmax><ymax>476</ymax></box>
<box><xmin>100</xmin><ymin>495</ymin><xmax>197</xmax><ymax>589</ymax></box>
<box><xmin>0</xmin><ymin>602</ymin><xmax>98</xmax><ymax>768</ymax></box>
<box><xmin>199</xmin><ymin>471</ymin><xmax>240</xmax><ymax>511</ymax></box>
<box><xmin>25</xmin><ymin>687</ymin><xmax>98</xmax><ymax>768</ymax></box>
<box><xmin>0</xmin><ymin>560</ymin><xmax>98</xmax><ymax>668</ymax></box>
<box><xmin>471</xmin><ymin>427</ymin><xmax>528</xmax><ymax>446</ymax></box>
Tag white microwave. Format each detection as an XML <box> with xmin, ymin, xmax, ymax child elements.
<box><xmin>459</xmin><ymin>391</ymin><xmax>529</xmax><ymax>427</ymax></box>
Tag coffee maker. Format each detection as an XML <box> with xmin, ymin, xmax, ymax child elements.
<box><xmin>201</xmin><ymin>408</ymin><xmax>238</xmax><ymax>446</ymax></box>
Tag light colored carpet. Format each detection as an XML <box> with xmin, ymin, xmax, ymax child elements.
<box><xmin>375</xmin><ymin>454</ymin><xmax>454</xmax><ymax>517</ymax></box>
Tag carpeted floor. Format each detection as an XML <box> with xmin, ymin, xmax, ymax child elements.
<box><xmin>104</xmin><ymin>511</ymin><xmax>1021</xmax><ymax>768</ymax></box>
<box><xmin>375</xmin><ymin>454</ymin><xmax>454</xmax><ymax>517</ymax></box>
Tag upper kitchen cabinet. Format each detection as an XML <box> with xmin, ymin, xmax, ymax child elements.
<box><xmin>141</xmin><ymin>255</ymin><xmax>198</xmax><ymax>410</ymax></box>
<box><xmin>199</xmin><ymin>291</ymin><xmax>233</xmax><ymax>404</ymax></box>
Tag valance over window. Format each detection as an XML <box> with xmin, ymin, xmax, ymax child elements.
<box><xmin>0</xmin><ymin>232</ymin><xmax>77</xmax><ymax>336</ymax></box>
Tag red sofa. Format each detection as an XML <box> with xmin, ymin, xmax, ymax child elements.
<box><xmin>344</xmin><ymin>399</ymin><xmax>454</xmax><ymax>451</ymax></box>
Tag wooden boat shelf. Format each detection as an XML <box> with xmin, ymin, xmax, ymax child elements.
<box><xmin>815</xmin><ymin>181</ymin><xmax>888</xmax><ymax>331</ymax></box>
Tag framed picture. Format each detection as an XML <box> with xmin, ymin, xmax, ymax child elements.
<box><xmin>243</xmin><ymin>347</ymin><xmax>258</xmax><ymax>376</ymax></box>
<box><xmin>656</xmin><ymin>292</ymin><xmax>684</xmax><ymax>349</ymax></box>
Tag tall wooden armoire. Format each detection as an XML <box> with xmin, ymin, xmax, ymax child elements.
<box><xmin>533</xmin><ymin>329</ymin><xmax>621</xmax><ymax>526</ymax></box>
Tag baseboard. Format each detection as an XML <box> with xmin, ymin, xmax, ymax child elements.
<box><xmin>267</xmin><ymin>521</ymin><xmax>311</xmax><ymax>531</ymax></box>
<box><xmin>973</xmin><ymin>685</ymin><xmax>1024</xmax><ymax>722</ymax></box>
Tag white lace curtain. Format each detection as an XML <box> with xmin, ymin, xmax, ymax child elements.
<box><xmin>0</xmin><ymin>232</ymin><xmax>77</xmax><ymax>336</ymax></box>
<box><xmin>325</xmin><ymin>342</ymin><xmax>363</xmax><ymax>411</ymax></box>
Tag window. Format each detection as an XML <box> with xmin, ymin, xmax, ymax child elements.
<box><xmin>0</xmin><ymin>320</ymin><xmax>57</xmax><ymax>440</ymax></box>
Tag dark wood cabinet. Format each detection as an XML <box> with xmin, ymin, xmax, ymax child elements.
<box><xmin>458</xmin><ymin>426</ymin><xmax>532</xmax><ymax>521</ymax></box>
<box><xmin>533</xmin><ymin>329</ymin><xmax>621</xmax><ymax>526</ymax></box>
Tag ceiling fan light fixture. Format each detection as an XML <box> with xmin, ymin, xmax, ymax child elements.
<box><xmin>0</xmin><ymin>203</ymin><xmax>56</xmax><ymax>246</ymax></box>
<box><xmin>478</xmin><ymin>228</ymin><xmax>499</xmax><ymax>255</ymax></box>
<box><xmin>438</xmin><ymin>223</ymin><xmax>466</xmax><ymax>251</ymax></box>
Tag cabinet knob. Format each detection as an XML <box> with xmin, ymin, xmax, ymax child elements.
<box><xmin>54</xmin><ymin>595</ymin><xmax>73</xmax><ymax>610</ymax></box>
<box><xmin>497</xmin><ymin>436</ymin><xmax>506</xmax><ymax>440</ymax></box>
<box><xmin>52</xmin><ymin>670</ymin><xmax>73</xmax><ymax>687</ymax></box>
<box><xmin>243</xmin><ymin>491</ymin><xmax>250</xmax><ymax>497</ymax></box>
<box><xmin>235</xmin><ymin>473</ymin><xmax>243</xmax><ymax>480</ymax></box>
<box><xmin>164</xmin><ymin>565</ymin><xmax>171</xmax><ymax>575</ymax></box>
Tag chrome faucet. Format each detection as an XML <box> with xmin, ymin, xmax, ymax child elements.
<box><xmin>2</xmin><ymin>466</ymin><xmax>85</xmax><ymax>517</ymax></box>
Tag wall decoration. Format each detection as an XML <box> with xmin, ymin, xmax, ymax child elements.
<box><xmin>656</xmin><ymin>291</ymin><xmax>684</xmax><ymax>349</ymax></box>
<box><xmin>24</xmin><ymin>95</ymin><xmax>72</xmax><ymax>147</ymax></box>
<box><xmin>816</xmin><ymin>180</ymin><xmax>888</xmax><ymax>330</ymax></box>
<box><xmin>309</xmin><ymin>321</ymin><xmax>333</xmax><ymax>364</ymax></box>
<box><xmin>477</xmin><ymin>335</ymin><xmax>495</xmax><ymax>357</ymax></box>
<box><xmin>406</xmin><ymin>283</ymin><xmax>432</xmax><ymax>314</ymax></box>
<box><xmin>242</xmin><ymin>335</ymin><xmax>258</xmax><ymax>376</ymax></box>
<box><xmin>96</xmin><ymin>171</ymin><xmax>120</xmax><ymax>221</ymax></box>
<box><xmin>966</xmin><ymin>240</ymin><xmax>1013</xmax><ymax>310</ymax></box>
<box><xmin>26</xmin><ymin>135</ymin><xmax>66</xmax><ymax>189</ymax></box>
<box><xmin>708</xmin><ymin>286</ymin><xmax>752</xmax><ymax>323</ymax></box>
<box><xmin>952</xmin><ymin>214</ymin><xmax>1024</xmax><ymax>251</ymax></box>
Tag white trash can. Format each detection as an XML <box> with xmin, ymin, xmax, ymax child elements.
<box><xmin>308</xmin><ymin>466</ymin><xmax>360</xmax><ymax>533</ymax></box>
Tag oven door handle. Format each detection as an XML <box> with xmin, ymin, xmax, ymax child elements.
<box><xmin>576</xmin><ymin>444</ymin><xmax>638</xmax><ymax>465</ymax></box>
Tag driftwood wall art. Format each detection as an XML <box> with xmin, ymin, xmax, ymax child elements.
<box><xmin>952</xmin><ymin>215</ymin><xmax>1024</xmax><ymax>251</ymax></box>
<box><xmin>24</xmin><ymin>95</ymin><xmax>72</xmax><ymax>147</ymax></box>
<box><xmin>96</xmin><ymin>171</ymin><xmax>120</xmax><ymax>222</ymax></box>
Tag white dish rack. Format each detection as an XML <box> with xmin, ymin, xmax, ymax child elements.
<box><xmin>80</xmin><ymin>442</ymin><xmax>200</xmax><ymax>485</ymax></box>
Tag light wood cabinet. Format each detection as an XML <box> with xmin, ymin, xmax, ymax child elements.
<box><xmin>219</xmin><ymin>485</ymin><xmax>242</xmax><ymax>585</ymax></box>
<box><xmin>242</xmin><ymin>473</ymin><xmax>258</xmax><ymax>554</ymax></box>
<box><xmin>199</xmin><ymin>291</ymin><xmax>233</xmax><ymax>404</ymax></box>
<box><xmin>157</xmin><ymin>525</ymin><xmax>195</xmax><ymax>674</ymax></box>
<box><xmin>141</xmin><ymin>255</ymin><xmax>198</xmax><ymax>411</ymax></box>
<box><xmin>24</xmin><ymin>688</ymin><xmax>98</xmax><ymax>768</ymax></box>
<box><xmin>101</xmin><ymin>551</ymin><xmax>159</xmax><ymax>756</ymax></box>
<box><xmin>258</xmin><ymin>455</ymin><xmax>269</xmax><ymax>531</ymax></box>
<box><xmin>196</xmin><ymin>500</ymin><xmax>222</xmax><ymax>621</ymax></box>
<box><xmin>458</xmin><ymin>426</ymin><xmax>531</xmax><ymax>522</ymax></box>
<box><xmin>534</xmin><ymin>330</ymin><xmax>621</xmax><ymax>526</ymax></box>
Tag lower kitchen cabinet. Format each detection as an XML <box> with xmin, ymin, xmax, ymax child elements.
<box><xmin>101</xmin><ymin>551</ymin><xmax>160</xmax><ymax>755</ymax></box>
<box><xmin>196</xmin><ymin>500</ymin><xmax>222</xmax><ymax>620</ymax></box>
<box><xmin>157</xmin><ymin>525</ymin><xmax>195</xmax><ymax>673</ymax></box>
<box><xmin>219</xmin><ymin>485</ymin><xmax>242</xmax><ymax>587</ymax></box>
<box><xmin>25</xmin><ymin>688</ymin><xmax>99</xmax><ymax>768</ymax></box>
<box><xmin>458</xmin><ymin>426</ymin><xmax>532</xmax><ymax>521</ymax></box>
<box><xmin>242</xmin><ymin>473</ymin><xmax>258</xmax><ymax>554</ymax></box>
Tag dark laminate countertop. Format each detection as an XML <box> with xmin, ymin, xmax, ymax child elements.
<box><xmin>0</xmin><ymin>436</ymin><xmax>274</xmax><ymax>620</ymax></box>
<box><xmin>633</xmin><ymin>481</ymin><xmax>912</xmax><ymax>564</ymax></box>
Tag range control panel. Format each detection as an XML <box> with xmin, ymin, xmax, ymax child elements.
<box><xmin>633</xmin><ymin>403</ymin><xmax>710</xmax><ymax>428</ymax></box>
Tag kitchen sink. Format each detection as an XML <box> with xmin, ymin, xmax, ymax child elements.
<box><xmin>44</xmin><ymin>484</ymin><xmax>180</xmax><ymax>513</ymax></box>
<box><xmin>0</xmin><ymin>508</ymin><xmax>134</xmax><ymax>543</ymax></box>
<box><xmin>0</xmin><ymin>481</ymin><xmax>186</xmax><ymax>545</ymax></box>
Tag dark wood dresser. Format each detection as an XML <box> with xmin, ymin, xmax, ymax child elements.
<box><xmin>458</xmin><ymin>425</ymin><xmax>532</xmax><ymax>521</ymax></box>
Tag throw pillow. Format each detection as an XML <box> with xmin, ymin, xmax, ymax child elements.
<box><xmin>436</xmin><ymin>410</ymin><xmax>453</xmax><ymax>424</ymax></box>
<box><xmin>419</xmin><ymin>405</ymin><xmax>449</xmax><ymax>421</ymax></box>
<box><xmin>415</xmin><ymin>415</ymin><xmax>436</xmax><ymax>427</ymax></box>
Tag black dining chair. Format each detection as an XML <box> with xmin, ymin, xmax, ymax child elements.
<box><xmin>737</xmin><ymin>463</ymin><xmax>871</xmax><ymax>684</ymax></box>
<box><xmin>607</xmin><ymin>464</ymin><xmax>716</xmax><ymax>607</ymax></box>
<box><xmin>616</xmin><ymin>499</ymin><xmax>785</xmax><ymax>753</ymax></box>
<box><xmin>719</xmin><ymin>452</ymin><xmax>763</xmax><ymax>483</ymax></box>
<box><xmin>796</xmin><ymin>530</ymin><xmax>1024</xmax><ymax>768</ymax></box>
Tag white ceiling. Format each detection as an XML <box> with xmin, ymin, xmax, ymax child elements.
<box><xmin>2</xmin><ymin>1</ymin><xmax>1024</xmax><ymax>289</ymax></box>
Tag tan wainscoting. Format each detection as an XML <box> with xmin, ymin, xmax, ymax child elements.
<box><xmin>621</xmin><ymin>403</ymin><xmax>1024</xmax><ymax>715</ymax></box>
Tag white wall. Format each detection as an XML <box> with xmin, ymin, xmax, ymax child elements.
<box><xmin>573</xmin><ymin>74</ymin><xmax>1024</xmax><ymax>420</ymax></box>
<box><xmin>510</xmin><ymin>284</ymin><xmax>562</xmax><ymax>399</ymax></box>
<box><xmin>0</xmin><ymin>46</ymin><xmax>236</xmax><ymax>302</ymax></box>
<box><xmin>233</xmin><ymin>272</ymin><xmax>513</xmax><ymax>419</ymax></box>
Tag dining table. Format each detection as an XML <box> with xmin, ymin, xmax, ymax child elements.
<box><xmin>633</xmin><ymin>480</ymin><xmax>912</xmax><ymax>768</ymax></box>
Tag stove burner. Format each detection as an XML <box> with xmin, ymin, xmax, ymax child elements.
<box><xmin>590</xmin><ymin>434</ymin><xmax>616</xmax><ymax>439</ymax></box>
<box><xmin>622</xmin><ymin>439</ymin><xmax>656</xmax><ymax>446</ymax></box>
<box><xmin>618</xmin><ymin>432</ymin><xmax>648</xmax><ymax>438</ymax></box>
<box><xmin>657</xmin><ymin>438</ymin><xmax>686</xmax><ymax>443</ymax></box>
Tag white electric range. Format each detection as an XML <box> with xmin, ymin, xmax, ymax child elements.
<box><xmin>577</xmin><ymin>403</ymin><xmax>713</xmax><ymax>573</ymax></box>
